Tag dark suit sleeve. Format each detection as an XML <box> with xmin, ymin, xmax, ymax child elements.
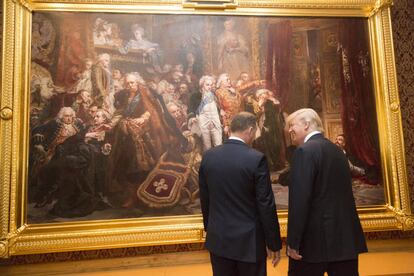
<box><xmin>198</xmin><ymin>157</ymin><xmax>209</xmax><ymax>231</ymax></box>
<box><xmin>255</xmin><ymin>155</ymin><xmax>282</xmax><ymax>251</ymax></box>
<box><xmin>287</xmin><ymin>147</ymin><xmax>316</xmax><ymax>250</ymax></box>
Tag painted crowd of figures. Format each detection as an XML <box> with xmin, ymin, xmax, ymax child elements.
<box><xmin>28</xmin><ymin>16</ymin><xmax>286</xmax><ymax>219</ymax></box>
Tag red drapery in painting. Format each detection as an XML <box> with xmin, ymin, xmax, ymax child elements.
<box><xmin>50</xmin><ymin>15</ymin><xmax>91</xmax><ymax>117</ymax></box>
<box><xmin>264</xmin><ymin>21</ymin><xmax>292</xmax><ymax>170</ymax></box>
<box><xmin>55</xmin><ymin>15</ymin><xmax>89</xmax><ymax>88</ymax></box>
<box><xmin>338</xmin><ymin>18</ymin><xmax>380</xmax><ymax>169</ymax></box>
<box><xmin>265</xmin><ymin>21</ymin><xmax>292</xmax><ymax>110</ymax></box>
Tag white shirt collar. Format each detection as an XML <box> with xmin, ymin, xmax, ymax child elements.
<box><xmin>229</xmin><ymin>136</ymin><xmax>246</xmax><ymax>144</ymax></box>
<box><xmin>304</xmin><ymin>131</ymin><xmax>321</xmax><ymax>143</ymax></box>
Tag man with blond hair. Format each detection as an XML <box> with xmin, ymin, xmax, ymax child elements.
<box><xmin>286</xmin><ymin>108</ymin><xmax>367</xmax><ymax>276</ymax></box>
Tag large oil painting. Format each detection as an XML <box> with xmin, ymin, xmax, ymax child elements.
<box><xmin>27</xmin><ymin>12</ymin><xmax>385</xmax><ymax>224</ymax></box>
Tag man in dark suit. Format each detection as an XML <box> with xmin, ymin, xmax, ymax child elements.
<box><xmin>199</xmin><ymin>112</ymin><xmax>282</xmax><ymax>276</ymax></box>
<box><xmin>286</xmin><ymin>108</ymin><xmax>367</xmax><ymax>276</ymax></box>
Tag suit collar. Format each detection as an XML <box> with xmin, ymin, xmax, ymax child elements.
<box><xmin>228</xmin><ymin>136</ymin><xmax>246</xmax><ymax>143</ymax></box>
<box><xmin>307</xmin><ymin>133</ymin><xmax>324</xmax><ymax>142</ymax></box>
<box><xmin>224</xmin><ymin>139</ymin><xmax>248</xmax><ymax>147</ymax></box>
<box><xmin>304</xmin><ymin>131</ymin><xmax>321</xmax><ymax>143</ymax></box>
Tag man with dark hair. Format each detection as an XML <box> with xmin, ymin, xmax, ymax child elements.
<box><xmin>286</xmin><ymin>108</ymin><xmax>367</xmax><ymax>276</ymax></box>
<box><xmin>199</xmin><ymin>111</ymin><xmax>282</xmax><ymax>276</ymax></box>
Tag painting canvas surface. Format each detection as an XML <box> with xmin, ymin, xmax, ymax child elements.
<box><xmin>27</xmin><ymin>12</ymin><xmax>384</xmax><ymax>223</ymax></box>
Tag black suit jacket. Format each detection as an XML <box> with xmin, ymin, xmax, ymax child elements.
<box><xmin>287</xmin><ymin>133</ymin><xmax>367</xmax><ymax>263</ymax></box>
<box><xmin>199</xmin><ymin>139</ymin><xmax>282</xmax><ymax>263</ymax></box>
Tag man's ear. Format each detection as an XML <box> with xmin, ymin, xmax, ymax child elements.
<box><xmin>249</xmin><ymin>126</ymin><xmax>256</xmax><ymax>136</ymax></box>
<box><xmin>243</xmin><ymin>127</ymin><xmax>252</xmax><ymax>138</ymax></box>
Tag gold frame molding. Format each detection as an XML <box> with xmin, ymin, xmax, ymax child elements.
<box><xmin>1</xmin><ymin>0</ymin><xmax>412</xmax><ymax>258</ymax></box>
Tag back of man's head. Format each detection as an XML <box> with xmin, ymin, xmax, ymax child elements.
<box><xmin>230</xmin><ymin>112</ymin><xmax>257</xmax><ymax>133</ymax></box>
<box><xmin>286</xmin><ymin>108</ymin><xmax>324</xmax><ymax>133</ymax></box>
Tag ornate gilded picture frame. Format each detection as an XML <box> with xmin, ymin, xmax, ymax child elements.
<box><xmin>1</xmin><ymin>0</ymin><xmax>413</xmax><ymax>258</ymax></box>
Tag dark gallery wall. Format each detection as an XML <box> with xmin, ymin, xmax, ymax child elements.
<box><xmin>393</xmin><ymin>0</ymin><xmax>414</xmax><ymax>213</ymax></box>
<box><xmin>0</xmin><ymin>0</ymin><xmax>413</xmax><ymax>264</ymax></box>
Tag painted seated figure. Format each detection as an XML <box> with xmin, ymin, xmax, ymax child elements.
<box><xmin>119</xmin><ymin>24</ymin><xmax>163</xmax><ymax>72</ymax></box>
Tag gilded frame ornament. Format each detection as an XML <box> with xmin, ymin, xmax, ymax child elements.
<box><xmin>0</xmin><ymin>0</ymin><xmax>413</xmax><ymax>258</ymax></box>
